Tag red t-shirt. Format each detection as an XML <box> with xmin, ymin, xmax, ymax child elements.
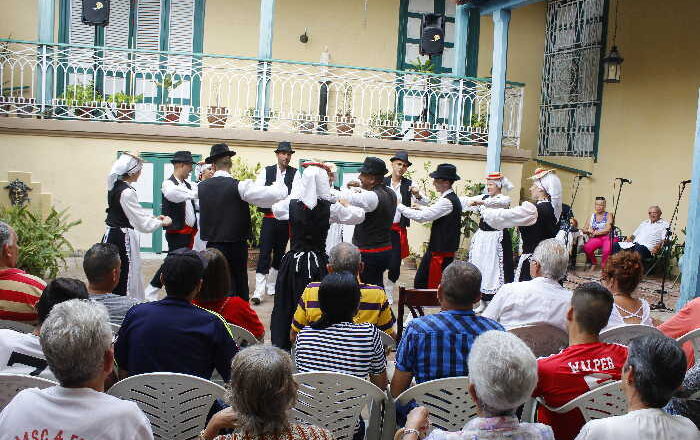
<box><xmin>193</xmin><ymin>297</ymin><xmax>265</xmax><ymax>340</ymax></box>
<box><xmin>532</xmin><ymin>342</ymin><xmax>629</xmax><ymax>440</ymax></box>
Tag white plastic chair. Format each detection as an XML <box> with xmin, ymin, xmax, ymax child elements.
<box><xmin>0</xmin><ymin>373</ymin><xmax>57</xmax><ymax>410</ymax></box>
<box><xmin>677</xmin><ymin>328</ymin><xmax>700</xmax><ymax>366</ymax></box>
<box><xmin>600</xmin><ymin>324</ymin><xmax>664</xmax><ymax>346</ymax></box>
<box><xmin>228</xmin><ymin>323</ymin><xmax>259</xmax><ymax>348</ymax></box>
<box><xmin>536</xmin><ymin>380</ymin><xmax>626</xmax><ymax>422</ymax></box>
<box><xmin>0</xmin><ymin>319</ymin><xmax>34</xmax><ymax>333</ymax></box>
<box><xmin>508</xmin><ymin>324</ymin><xmax>569</xmax><ymax>358</ymax></box>
<box><xmin>292</xmin><ymin>372</ymin><xmax>386</xmax><ymax>440</ymax></box>
<box><xmin>107</xmin><ymin>372</ymin><xmax>226</xmax><ymax>440</ymax></box>
<box><xmin>379</xmin><ymin>330</ymin><xmax>396</xmax><ymax>354</ymax></box>
<box><xmin>110</xmin><ymin>322</ymin><xmax>121</xmax><ymax>334</ymax></box>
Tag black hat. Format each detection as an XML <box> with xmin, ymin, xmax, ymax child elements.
<box><xmin>171</xmin><ymin>151</ymin><xmax>195</xmax><ymax>164</ymax></box>
<box><xmin>429</xmin><ymin>163</ymin><xmax>460</xmax><ymax>181</ymax></box>
<box><xmin>205</xmin><ymin>143</ymin><xmax>236</xmax><ymax>164</ymax></box>
<box><xmin>275</xmin><ymin>141</ymin><xmax>295</xmax><ymax>154</ymax></box>
<box><xmin>389</xmin><ymin>151</ymin><xmax>412</xmax><ymax>167</ymax></box>
<box><xmin>358</xmin><ymin>157</ymin><xmax>389</xmax><ymax>176</ymax></box>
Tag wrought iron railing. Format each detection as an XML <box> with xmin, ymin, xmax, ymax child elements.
<box><xmin>0</xmin><ymin>39</ymin><xmax>524</xmax><ymax>146</ymax></box>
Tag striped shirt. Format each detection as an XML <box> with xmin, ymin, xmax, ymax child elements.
<box><xmin>295</xmin><ymin>322</ymin><xmax>386</xmax><ymax>378</ymax></box>
<box><xmin>0</xmin><ymin>268</ymin><xmax>46</xmax><ymax>323</ymax></box>
<box><xmin>90</xmin><ymin>293</ymin><xmax>140</xmax><ymax>326</ymax></box>
<box><xmin>292</xmin><ymin>282</ymin><xmax>396</xmax><ymax>336</ymax></box>
<box><xmin>395</xmin><ymin>310</ymin><xmax>505</xmax><ymax>384</ymax></box>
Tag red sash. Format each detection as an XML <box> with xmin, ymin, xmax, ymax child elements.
<box><xmin>390</xmin><ymin>223</ymin><xmax>410</xmax><ymax>259</ymax></box>
<box><xmin>263</xmin><ymin>213</ymin><xmax>275</xmax><ymax>219</ymax></box>
<box><xmin>427</xmin><ymin>251</ymin><xmax>455</xmax><ymax>289</ymax></box>
<box><xmin>359</xmin><ymin>245</ymin><xmax>393</xmax><ymax>253</ymax></box>
<box><xmin>166</xmin><ymin>225</ymin><xmax>198</xmax><ymax>249</ymax></box>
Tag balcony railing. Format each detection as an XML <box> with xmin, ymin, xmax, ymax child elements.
<box><xmin>0</xmin><ymin>39</ymin><xmax>524</xmax><ymax>146</ymax></box>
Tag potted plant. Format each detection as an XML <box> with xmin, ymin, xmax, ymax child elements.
<box><xmin>335</xmin><ymin>83</ymin><xmax>354</xmax><ymax>136</ymax></box>
<box><xmin>469</xmin><ymin>113</ymin><xmax>488</xmax><ymax>145</ymax></box>
<box><xmin>244</xmin><ymin>106</ymin><xmax>278</xmax><ymax>130</ymax></box>
<box><xmin>230</xmin><ymin>157</ymin><xmax>264</xmax><ymax>266</ymax></box>
<box><xmin>292</xmin><ymin>110</ymin><xmax>315</xmax><ymax>134</ymax></box>
<box><xmin>368</xmin><ymin>110</ymin><xmax>403</xmax><ymax>139</ymax></box>
<box><xmin>59</xmin><ymin>82</ymin><xmax>104</xmax><ymax>119</ymax></box>
<box><xmin>156</xmin><ymin>73</ymin><xmax>184</xmax><ymax>123</ymax></box>
<box><xmin>207</xmin><ymin>92</ymin><xmax>229</xmax><ymax>128</ymax></box>
<box><xmin>110</xmin><ymin>92</ymin><xmax>143</xmax><ymax>121</ymax></box>
<box><xmin>407</xmin><ymin>58</ymin><xmax>435</xmax><ymax>141</ymax></box>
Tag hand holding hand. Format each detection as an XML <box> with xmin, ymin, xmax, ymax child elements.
<box><xmin>160</xmin><ymin>216</ymin><xmax>173</xmax><ymax>227</ymax></box>
<box><xmin>347</xmin><ymin>180</ymin><xmax>360</xmax><ymax>188</ymax></box>
<box><xmin>410</xmin><ymin>186</ymin><xmax>420</xmax><ymax>196</ymax></box>
<box><xmin>338</xmin><ymin>199</ymin><xmax>349</xmax><ymax>207</ymax></box>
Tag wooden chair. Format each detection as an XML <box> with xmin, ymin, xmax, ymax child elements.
<box><xmin>397</xmin><ymin>287</ymin><xmax>439</xmax><ymax>341</ymax></box>
<box><xmin>600</xmin><ymin>324</ymin><xmax>664</xmax><ymax>346</ymax></box>
<box><xmin>677</xmin><ymin>328</ymin><xmax>700</xmax><ymax>366</ymax></box>
<box><xmin>0</xmin><ymin>319</ymin><xmax>34</xmax><ymax>333</ymax></box>
<box><xmin>508</xmin><ymin>324</ymin><xmax>568</xmax><ymax>358</ymax></box>
<box><xmin>107</xmin><ymin>372</ymin><xmax>226</xmax><ymax>440</ymax></box>
<box><xmin>0</xmin><ymin>373</ymin><xmax>57</xmax><ymax>410</ymax></box>
<box><xmin>535</xmin><ymin>380</ymin><xmax>626</xmax><ymax>422</ymax></box>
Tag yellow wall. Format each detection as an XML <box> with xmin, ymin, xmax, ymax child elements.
<box><xmin>0</xmin><ymin>0</ymin><xmax>38</xmax><ymax>40</ymax></box>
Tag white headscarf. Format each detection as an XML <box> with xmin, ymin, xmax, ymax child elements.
<box><xmin>534</xmin><ymin>172</ymin><xmax>563</xmax><ymax>221</ymax></box>
<box><xmin>195</xmin><ymin>162</ymin><xmax>211</xmax><ymax>181</ymax></box>
<box><xmin>107</xmin><ymin>153</ymin><xmax>143</xmax><ymax>190</ymax></box>
<box><xmin>289</xmin><ymin>164</ymin><xmax>333</xmax><ymax>209</ymax></box>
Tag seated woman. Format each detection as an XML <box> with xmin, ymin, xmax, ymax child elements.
<box><xmin>601</xmin><ymin>251</ymin><xmax>652</xmax><ymax>331</ymax></box>
<box><xmin>575</xmin><ymin>335</ymin><xmax>695</xmax><ymax>439</ymax></box>
<box><xmin>294</xmin><ymin>271</ymin><xmax>388</xmax><ymax>390</ymax></box>
<box><xmin>399</xmin><ymin>331</ymin><xmax>553</xmax><ymax>440</ymax></box>
<box><xmin>193</xmin><ymin>248</ymin><xmax>265</xmax><ymax>340</ymax></box>
<box><xmin>582</xmin><ymin>197</ymin><xmax>615</xmax><ymax>268</ymax></box>
<box><xmin>200</xmin><ymin>345</ymin><xmax>332</xmax><ymax>440</ymax></box>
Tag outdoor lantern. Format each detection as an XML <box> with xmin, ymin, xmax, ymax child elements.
<box><xmin>602</xmin><ymin>46</ymin><xmax>624</xmax><ymax>83</ymax></box>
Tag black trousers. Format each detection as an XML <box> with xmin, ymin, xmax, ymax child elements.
<box><xmin>256</xmin><ymin>217</ymin><xmax>289</xmax><ymax>274</ymax></box>
<box><xmin>388</xmin><ymin>229</ymin><xmax>402</xmax><ymax>283</ymax></box>
<box><xmin>360</xmin><ymin>249</ymin><xmax>391</xmax><ymax>287</ymax></box>
<box><xmin>208</xmin><ymin>241</ymin><xmax>250</xmax><ymax>301</ymax></box>
<box><xmin>149</xmin><ymin>232</ymin><xmax>195</xmax><ymax>288</ymax></box>
<box><xmin>103</xmin><ymin>227</ymin><xmax>129</xmax><ymax>296</ymax></box>
<box><xmin>414</xmin><ymin>250</ymin><xmax>454</xmax><ymax>289</ymax></box>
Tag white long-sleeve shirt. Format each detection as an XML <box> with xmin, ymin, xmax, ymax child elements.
<box><xmin>120</xmin><ymin>187</ymin><xmax>163</xmax><ymax>233</ymax></box>
<box><xmin>342</xmin><ymin>188</ymin><xmax>379</xmax><ymax>212</ymax></box>
<box><xmin>479</xmin><ymin>201</ymin><xmax>539</xmax><ymax>230</ymax></box>
<box><xmin>460</xmin><ymin>193</ymin><xmax>511</xmax><ymax>213</ymax></box>
<box><xmin>161</xmin><ymin>177</ymin><xmax>197</xmax><ymax>227</ymax></box>
<box><xmin>255</xmin><ymin>165</ymin><xmax>301</xmax><ymax>189</ymax></box>
<box><xmin>212</xmin><ymin>170</ymin><xmax>287</xmax><ymax>208</ymax></box>
<box><xmin>387</xmin><ymin>179</ymin><xmax>428</xmax><ymax>223</ymax></box>
<box><xmin>271</xmin><ymin>198</ymin><xmax>365</xmax><ymax>225</ymax></box>
<box><xmin>396</xmin><ymin>189</ymin><xmax>455</xmax><ymax>223</ymax></box>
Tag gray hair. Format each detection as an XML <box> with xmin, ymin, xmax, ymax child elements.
<box><xmin>328</xmin><ymin>242</ymin><xmax>362</xmax><ymax>273</ymax></box>
<box><xmin>39</xmin><ymin>299</ymin><xmax>112</xmax><ymax>387</ymax></box>
<box><xmin>468</xmin><ymin>331</ymin><xmax>538</xmax><ymax>414</ymax></box>
<box><xmin>649</xmin><ymin>205</ymin><xmax>662</xmax><ymax>213</ymax></box>
<box><xmin>532</xmin><ymin>238</ymin><xmax>568</xmax><ymax>280</ymax></box>
<box><xmin>627</xmin><ymin>335</ymin><xmax>686</xmax><ymax>408</ymax></box>
<box><xmin>440</xmin><ymin>260</ymin><xmax>481</xmax><ymax>306</ymax></box>
<box><xmin>0</xmin><ymin>221</ymin><xmax>13</xmax><ymax>249</ymax></box>
<box><xmin>226</xmin><ymin>345</ymin><xmax>298</xmax><ymax>435</ymax></box>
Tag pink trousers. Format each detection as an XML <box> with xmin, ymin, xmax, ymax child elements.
<box><xmin>583</xmin><ymin>235</ymin><xmax>614</xmax><ymax>265</ymax></box>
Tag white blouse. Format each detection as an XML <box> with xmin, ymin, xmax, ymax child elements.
<box><xmin>602</xmin><ymin>298</ymin><xmax>653</xmax><ymax>332</ymax></box>
<box><xmin>460</xmin><ymin>193</ymin><xmax>511</xmax><ymax>213</ymax></box>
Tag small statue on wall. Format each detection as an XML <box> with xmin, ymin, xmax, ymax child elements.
<box><xmin>5</xmin><ymin>179</ymin><xmax>32</xmax><ymax>206</ymax></box>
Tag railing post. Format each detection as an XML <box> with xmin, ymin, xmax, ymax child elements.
<box><xmin>256</xmin><ymin>0</ymin><xmax>275</xmax><ymax>131</ymax></box>
<box><xmin>486</xmin><ymin>8</ymin><xmax>511</xmax><ymax>172</ymax></box>
<box><xmin>36</xmin><ymin>0</ymin><xmax>55</xmax><ymax>112</ymax></box>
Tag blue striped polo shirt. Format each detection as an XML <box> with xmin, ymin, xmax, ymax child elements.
<box><xmin>395</xmin><ymin>309</ymin><xmax>504</xmax><ymax>383</ymax></box>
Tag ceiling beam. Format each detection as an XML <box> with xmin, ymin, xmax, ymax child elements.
<box><xmin>479</xmin><ymin>0</ymin><xmax>544</xmax><ymax>15</ymax></box>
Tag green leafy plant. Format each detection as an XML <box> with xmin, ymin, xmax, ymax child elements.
<box><xmin>470</xmin><ymin>113</ymin><xmax>487</xmax><ymax>130</ymax></box>
<box><xmin>156</xmin><ymin>73</ymin><xmax>183</xmax><ymax>102</ymax></box>
<box><xmin>109</xmin><ymin>92</ymin><xmax>143</xmax><ymax>106</ymax></box>
<box><xmin>407</xmin><ymin>57</ymin><xmax>435</xmax><ymax>73</ymax></box>
<box><xmin>230</xmin><ymin>157</ymin><xmax>264</xmax><ymax>247</ymax></box>
<box><xmin>0</xmin><ymin>205</ymin><xmax>81</xmax><ymax>279</ymax></box>
<box><xmin>59</xmin><ymin>82</ymin><xmax>103</xmax><ymax>106</ymax></box>
<box><xmin>368</xmin><ymin>110</ymin><xmax>403</xmax><ymax>138</ymax></box>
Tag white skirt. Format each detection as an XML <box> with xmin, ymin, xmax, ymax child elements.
<box><xmin>103</xmin><ymin>226</ymin><xmax>144</xmax><ymax>301</ymax></box>
<box><xmin>468</xmin><ymin>229</ymin><xmax>504</xmax><ymax>295</ymax></box>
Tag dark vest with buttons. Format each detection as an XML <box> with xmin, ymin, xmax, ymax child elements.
<box><xmin>353</xmin><ymin>184</ymin><xmax>397</xmax><ymax>250</ymax></box>
<box><xmin>384</xmin><ymin>176</ymin><xmax>412</xmax><ymax>227</ymax></box>
<box><xmin>289</xmin><ymin>199</ymin><xmax>331</xmax><ymax>253</ymax></box>
<box><xmin>105</xmin><ymin>180</ymin><xmax>133</xmax><ymax>228</ymax></box>
<box><xmin>428</xmin><ymin>192</ymin><xmax>462</xmax><ymax>252</ymax></box>
<box><xmin>258</xmin><ymin>165</ymin><xmax>297</xmax><ymax>214</ymax></box>
<box><xmin>161</xmin><ymin>175</ymin><xmax>197</xmax><ymax>231</ymax></box>
<box><xmin>198</xmin><ymin>176</ymin><xmax>250</xmax><ymax>243</ymax></box>
<box><xmin>520</xmin><ymin>201</ymin><xmax>558</xmax><ymax>254</ymax></box>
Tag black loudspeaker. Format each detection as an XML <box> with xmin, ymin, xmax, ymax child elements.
<box><xmin>82</xmin><ymin>0</ymin><xmax>110</xmax><ymax>26</ymax></box>
<box><xmin>420</xmin><ymin>13</ymin><xmax>445</xmax><ymax>56</ymax></box>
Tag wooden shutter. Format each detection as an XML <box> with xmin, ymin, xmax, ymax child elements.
<box><xmin>135</xmin><ymin>0</ymin><xmax>162</xmax><ymax>69</ymax></box>
<box><xmin>103</xmin><ymin>0</ymin><xmax>131</xmax><ymax>71</ymax></box>
<box><xmin>167</xmin><ymin>0</ymin><xmax>195</xmax><ymax>75</ymax></box>
<box><xmin>67</xmin><ymin>0</ymin><xmax>95</xmax><ymax>68</ymax></box>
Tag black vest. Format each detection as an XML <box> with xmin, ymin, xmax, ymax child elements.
<box><xmin>428</xmin><ymin>192</ymin><xmax>462</xmax><ymax>252</ymax></box>
<box><xmin>520</xmin><ymin>201</ymin><xmax>558</xmax><ymax>253</ymax></box>
<box><xmin>259</xmin><ymin>165</ymin><xmax>296</xmax><ymax>214</ymax></box>
<box><xmin>105</xmin><ymin>180</ymin><xmax>133</xmax><ymax>228</ymax></box>
<box><xmin>289</xmin><ymin>199</ymin><xmax>331</xmax><ymax>253</ymax></box>
<box><xmin>198</xmin><ymin>176</ymin><xmax>250</xmax><ymax>243</ymax></box>
<box><xmin>161</xmin><ymin>175</ymin><xmax>197</xmax><ymax>231</ymax></box>
<box><xmin>384</xmin><ymin>176</ymin><xmax>412</xmax><ymax>227</ymax></box>
<box><xmin>478</xmin><ymin>195</ymin><xmax>497</xmax><ymax>232</ymax></box>
<box><xmin>353</xmin><ymin>184</ymin><xmax>397</xmax><ymax>250</ymax></box>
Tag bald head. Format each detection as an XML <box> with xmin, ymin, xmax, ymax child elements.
<box><xmin>328</xmin><ymin>242</ymin><xmax>362</xmax><ymax>274</ymax></box>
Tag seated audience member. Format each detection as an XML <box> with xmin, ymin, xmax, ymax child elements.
<box><xmin>294</xmin><ymin>271</ymin><xmax>387</xmax><ymax>390</ymax></box>
<box><xmin>581</xmin><ymin>197</ymin><xmax>614</xmax><ymax>267</ymax></box>
<box><xmin>601</xmin><ymin>251</ymin><xmax>652</xmax><ymax>331</ymax></box>
<box><xmin>193</xmin><ymin>248</ymin><xmax>265</xmax><ymax>340</ymax></box>
<box><xmin>84</xmin><ymin>243</ymin><xmax>139</xmax><ymax>326</ymax></box>
<box><xmin>400</xmin><ymin>331</ymin><xmax>554</xmax><ymax>440</ymax></box>
<box><xmin>575</xmin><ymin>335</ymin><xmax>697</xmax><ymax>440</ymax></box>
<box><xmin>0</xmin><ymin>278</ymin><xmax>89</xmax><ymax>380</ymax></box>
<box><xmin>391</xmin><ymin>261</ymin><xmax>503</xmax><ymax>397</ymax></box>
<box><xmin>658</xmin><ymin>297</ymin><xmax>700</xmax><ymax>367</ymax></box>
<box><xmin>533</xmin><ymin>282</ymin><xmax>628</xmax><ymax>440</ymax></box>
<box><xmin>664</xmin><ymin>364</ymin><xmax>700</xmax><ymax>429</ymax></box>
<box><xmin>291</xmin><ymin>242</ymin><xmax>395</xmax><ymax>342</ymax></box>
<box><xmin>0</xmin><ymin>300</ymin><xmax>153</xmax><ymax>439</ymax></box>
<box><xmin>0</xmin><ymin>221</ymin><xmax>46</xmax><ymax>323</ymax></box>
<box><xmin>114</xmin><ymin>248</ymin><xmax>238</xmax><ymax>381</ymax></box>
<box><xmin>201</xmin><ymin>345</ymin><xmax>332</xmax><ymax>440</ymax></box>
<box><xmin>483</xmin><ymin>238</ymin><xmax>572</xmax><ymax>331</ymax></box>
<box><xmin>613</xmin><ymin>205</ymin><xmax>668</xmax><ymax>260</ymax></box>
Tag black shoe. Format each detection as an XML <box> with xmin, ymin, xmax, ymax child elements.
<box><xmin>251</xmin><ymin>297</ymin><xmax>261</xmax><ymax>306</ymax></box>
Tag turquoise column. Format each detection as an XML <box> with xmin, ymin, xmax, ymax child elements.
<box><xmin>36</xmin><ymin>0</ymin><xmax>55</xmax><ymax>108</ymax></box>
<box><xmin>256</xmin><ymin>0</ymin><xmax>275</xmax><ymax>130</ymax></box>
<box><xmin>451</xmin><ymin>3</ymin><xmax>480</xmax><ymax>140</ymax></box>
<box><xmin>486</xmin><ymin>8</ymin><xmax>510</xmax><ymax>172</ymax></box>
<box><xmin>679</xmin><ymin>89</ymin><xmax>700</xmax><ymax>308</ymax></box>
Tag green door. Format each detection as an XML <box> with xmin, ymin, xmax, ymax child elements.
<box><xmin>299</xmin><ymin>159</ymin><xmax>364</xmax><ymax>187</ymax></box>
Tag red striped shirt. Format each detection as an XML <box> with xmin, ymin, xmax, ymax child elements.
<box><xmin>0</xmin><ymin>268</ymin><xmax>46</xmax><ymax>323</ymax></box>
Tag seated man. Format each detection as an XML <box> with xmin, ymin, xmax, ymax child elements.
<box><xmin>0</xmin><ymin>221</ymin><xmax>46</xmax><ymax>323</ymax></box>
<box><xmin>390</xmin><ymin>261</ymin><xmax>503</xmax><ymax>397</ymax></box>
<box><xmin>84</xmin><ymin>243</ymin><xmax>140</xmax><ymax>326</ymax></box>
<box><xmin>533</xmin><ymin>282</ymin><xmax>629</xmax><ymax>440</ymax></box>
<box><xmin>290</xmin><ymin>242</ymin><xmax>395</xmax><ymax>342</ymax></box>
<box><xmin>114</xmin><ymin>248</ymin><xmax>238</xmax><ymax>381</ymax></box>
<box><xmin>483</xmin><ymin>238</ymin><xmax>572</xmax><ymax>331</ymax></box>
<box><xmin>613</xmin><ymin>205</ymin><xmax>668</xmax><ymax>260</ymax></box>
<box><xmin>0</xmin><ymin>299</ymin><xmax>153</xmax><ymax>439</ymax></box>
<box><xmin>0</xmin><ymin>278</ymin><xmax>89</xmax><ymax>380</ymax></box>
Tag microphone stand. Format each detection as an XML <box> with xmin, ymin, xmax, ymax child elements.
<box><xmin>608</xmin><ymin>179</ymin><xmax>630</xmax><ymax>248</ymax></box>
<box><xmin>650</xmin><ymin>180</ymin><xmax>689</xmax><ymax>311</ymax></box>
<box><xmin>564</xmin><ymin>176</ymin><xmax>584</xmax><ymax>268</ymax></box>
